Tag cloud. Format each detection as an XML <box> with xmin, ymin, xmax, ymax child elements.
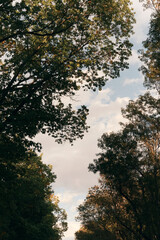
<box><xmin>64</xmin><ymin>221</ymin><xmax>81</xmax><ymax>240</ymax></box>
<box><xmin>123</xmin><ymin>77</ymin><xmax>142</xmax><ymax>86</ymax></box>
<box><xmin>57</xmin><ymin>192</ymin><xmax>80</xmax><ymax>204</ymax></box>
<box><xmin>128</xmin><ymin>49</ymin><xmax>141</xmax><ymax>66</ymax></box>
<box><xmin>35</xmin><ymin>92</ymin><xmax>130</xmax><ymax>193</ymax></box>
<box><xmin>131</xmin><ymin>0</ymin><xmax>153</xmax><ymax>44</ymax></box>
<box><xmin>61</xmin><ymin>87</ymin><xmax>112</xmax><ymax>110</ymax></box>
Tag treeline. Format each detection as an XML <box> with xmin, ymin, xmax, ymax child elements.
<box><xmin>0</xmin><ymin>0</ymin><xmax>135</xmax><ymax>239</ymax></box>
<box><xmin>0</xmin><ymin>151</ymin><xmax>67</xmax><ymax>240</ymax></box>
<box><xmin>75</xmin><ymin>2</ymin><xmax>160</xmax><ymax>240</ymax></box>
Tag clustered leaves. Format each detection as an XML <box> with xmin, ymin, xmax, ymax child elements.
<box><xmin>0</xmin><ymin>0</ymin><xmax>135</xmax><ymax>145</ymax></box>
<box><xmin>76</xmin><ymin>90</ymin><xmax>160</xmax><ymax>240</ymax></box>
<box><xmin>76</xmin><ymin>183</ymin><xmax>117</xmax><ymax>240</ymax></box>
<box><xmin>76</xmin><ymin>3</ymin><xmax>160</xmax><ymax>239</ymax></box>
<box><xmin>0</xmin><ymin>152</ymin><xmax>67</xmax><ymax>240</ymax></box>
<box><xmin>139</xmin><ymin>12</ymin><xmax>160</xmax><ymax>91</ymax></box>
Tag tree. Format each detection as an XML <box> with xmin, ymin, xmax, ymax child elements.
<box><xmin>75</xmin><ymin>183</ymin><xmax>117</xmax><ymax>240</ymax></box>
<box><xmin>77</xmin><ymin>6</ymin><xmax>160</xmax><ymax>238</ymax></box>
<box><xmin>0</xmin><ymin>0</ymin><xmax>135</xmax><ymax>145</ymax></box>
<box><xmin>89</xmin><ymin>90</ymin><xmax>160</xmax><ymax>240</ymax></box>
<box><xmin>139</xmin><ymin>0</ymin><xmax>160</xmax><ymax>10</ymax></box>
<box><xmin>75</xmin><ymin>226</ymin><xmax>116</xmax><ymax>240</ymax></box>
<box><xmin>0</xmin><ymin>151</ymin><xmax>67</xmax><ymax>240</ymax></box>
<box><xmin>139</xmin><ymin>4</ymin><xmax>160</xmax><ymax>91</ymax></box>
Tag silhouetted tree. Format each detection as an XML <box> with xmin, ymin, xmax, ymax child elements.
<box><xmin>0</xmin><ymin>0</ymin><xmax>135</xmax><ymax>146</ymax></box>
<box><xmin>89</xmin><ymin>90</ymin><xmax>160</xmax><ymax>240</ymax></box>
<box><xmin>0</xmin><ymin>152</ymin><xmax>67</xmax><ymax>240</ymax></box>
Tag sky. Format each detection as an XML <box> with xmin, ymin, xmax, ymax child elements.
<box><xmin>35</xmin><ymin>1</ymin><xmax>152</xmax><ymax>239</ymax></box>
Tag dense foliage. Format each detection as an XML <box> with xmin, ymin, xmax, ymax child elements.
<box><xmin>76</xmin><ymin>4</ymin><xmax>160</xmax><ymax>240</ymax></box>
<box><xmin>75</xmin><ymin>183</ymin><xmax>116</xmax><ymax>240</ymax></box>
<box><xmin>0</xmin><ymin>152</ymin><xmax>67</xmax><ymax>240</ymax></box>
<box><xmin>139</xmin><ymin>11</ymin><xmax>160</xmax><ymax>91</ymax></box>
<box><xmin>75</xmin><ymin>89</ymin><xmax>160</xmax><ymax>240</ymax></box>
<box><xmin>0</xmin><ymin>1</ymin><xmax>135</xmax><ymax>239</ymax></box>
<box><xmin>0</xmin><ymin>0</ymin><xmax>135</xmax><ymax>145</ymax></box>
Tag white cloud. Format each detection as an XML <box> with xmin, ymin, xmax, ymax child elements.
<box><xmin>57</xmin><ymin>192</ymin><xmax>79</xmax><ymax>204</ymax></box>
<box><xmin>128</xmin><ymin>49</ymin><xmax>141</xmax><ymax>66</ymax></box>
<box><xmin>131</xmin><ymin>0</ymin><xmax>153</xmax><ymax>44</ymax></box>
<box><xmin>35</xmin><ymin>93</ymin><xmax>129</xmax><ymax>193</ymax></box>
<box><xmin>123</xmin><ymin>77</ymin><xmax>142</xmax><ymax>86</ymax></box>
<box><xmin>61</xmin><ymin>87</ymin><xmax>112</xmax><ymax>110</ymax></box>
<box><xmin>64</xmin><ymin>221</ymin><xmax>81</xmax><ymax>240</ymax></box>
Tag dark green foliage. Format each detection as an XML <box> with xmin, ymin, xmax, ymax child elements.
<box><xmin>0</xmin><ymin>152</ymin><xmax>67</xmax><ymax>240</ymax></box>
<box><xmin>0</xmin><ymin>0</ymin><xmax>135</xmax><ymax>145</ymax></box>
<box><xmin>75</xmin><ymin>227</ymin><xmax>116</xmax><ymax>240</ymax></box>
<box><xmin>76</xmin><ymin>8</ymin><xmax>160</xmax><ymax>239</ymax></box>
<box><xmin>88</xmin><ymin>90</ymin><xmax>160</xmax><ymax>240</ymax></box>
<box><xmin>139</xmin><ymin>12</ymin><xmax>160</xmax><ymax>91</ymax></box>
<box><xmin>75</xmin><ymin>184</ymin><xmax>117</xmax><ymax>240</ymax></box>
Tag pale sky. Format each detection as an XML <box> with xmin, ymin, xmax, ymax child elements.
<box><xmin>35</xmin><ymin>1</ymin><xmax>152</xmax><ymax>240</ymax></box>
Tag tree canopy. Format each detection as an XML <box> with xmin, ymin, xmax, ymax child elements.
<box><xmin>75</xmin><ymin>182</ymin><xmax>117</xmax><ymax>240</ymax></box>
<box><xmin>0</xmin><ymin>0</ymin><xmax>135</xmax><ymax>145</ymax></box>
<box><xmin>0</xmin><ymin>151</ymin><xmax>67</xmax><ymax>240</ymax></box>
<box><xmin>76</xmin><ymin>6</ymin><xmax>160</xmax><ymax>239</ymax></box>
<box><xmin>139</xmin><ymin>0</ymin><xmax>160</xmax><ymax>10</ymax></box>
<box><xmin>139</xmin><ymin>11</ymin><xmax>160</xmax><ymax>91</ymax></box>
<box><xmin>88</xmin><ymin>89</ymin><xmax>160</xmax><ymax>240</ymax></box>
